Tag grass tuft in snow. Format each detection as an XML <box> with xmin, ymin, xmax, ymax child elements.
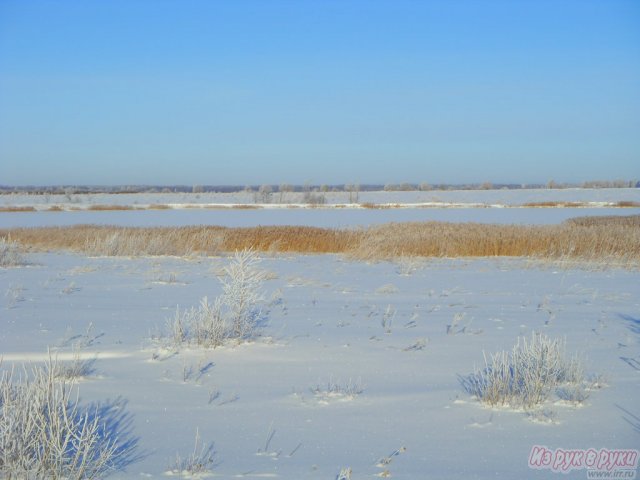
<box><xmin>51</xmin><ymin>351</ymin><xmax>96</xmax><ymax>381</ymax></box>
<box><xmin>446</xmin><ymin>312</ymin><xmax>468</xmax><ymax>335</ymax></box>
<box><xmin>460</xmin><ymin>332</ymin><xmax>586</xmax><ymax>410</ymax></box>
<box><xmin>0</xmin><ymin>237</ymin><xmax>27</xmax><ymax>267</ymax></box>
<box><xmin>526</xmin><ymin>408</ymin><xmax>559</xmax><ymax>425</ymax></box>
<box><xmin>381</xmin><ymin>304</ymin><xmax>395</xmax><ymax>334</ymax></box>
<box><xmin>5</xmin><ymin>283</ymin><xmax>25</xmax><ymax>309</ymax></box>
<box><xmin>167</xmin><ymin>429</ymin><xmax>216</xmax><ymax>477</ymax></box>
<box><xmin>311</xmin><ymin>376</ymin><xmax>364</xmax><ymax>404</ymax></box>
<box><xmin>556</xmin><ymin>383</ymin><xmax>590</xmax><ymax>405</ymax></box>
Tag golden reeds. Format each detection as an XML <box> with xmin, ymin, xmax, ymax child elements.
<box><xmin>1</xmin><ymin>215</ymin><xmax>638</xmax><ymax>263</ymax></box>
<box><xmin>565</xmin><ymin>214</ymin><xmax>640</xmax><ymax>227</ymax></box>
<box><xmin>616</xmin><ymin>201</ymin><xmax>640</xmax><ymax>208</ymax></box>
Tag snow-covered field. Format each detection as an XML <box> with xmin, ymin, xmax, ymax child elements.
<box><xmin>1</xmin><ymin>190</ymin><xmax>639</xmax><ymax>478</ymax></box>
<box><xmin>2</xmin><ymin>250</ymin><xmax>639</xmax><ymax>479</ymax></box>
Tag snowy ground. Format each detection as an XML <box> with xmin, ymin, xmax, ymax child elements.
<box><xmin>2</xmin><ymin>252</ymin><xmax>639</xmax><ymax>479</ymax></box>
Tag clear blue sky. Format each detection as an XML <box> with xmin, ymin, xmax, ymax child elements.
<box><xmin>0</xmin><ymin>0</ymin><xmax>638</xmax><ymax>186</ymax></box>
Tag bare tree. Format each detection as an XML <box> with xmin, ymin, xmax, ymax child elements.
<box><xmin>258</xmin><ymin>185</ymin><xmax>273</xmax><ymax>203</ymax></box>
<box><xmin>345</xmin><ymin>183</ymin><xmax>360</xmax><ymax>203</ymax></box>
<box><xmin>278</xmin><ymin>184</ymin><xmax>293</xmax><ymax>203</ymax></box>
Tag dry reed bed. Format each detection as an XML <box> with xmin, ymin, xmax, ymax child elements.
<box><xmin>0</xmin><ymin>206</ymin><xmax>37</xmax><ymax>212</ymax></box>
<box><xmin>522</xmin><ymin>201</ymin><xmax>640</xmax><ymax>208</ymax></box>
<box><xmin>566</xmin><ymin>214</ymin><xmax>640</xmax><ymax>227</ymax></box>
<box><xmin>87</xmin><ymin>204</ymin><xmax>136</xmax><ymax>211</ymax></box>
<box><xmin>1</xmin><ymin>215</ymin><xmax>639</xmax><ymax>262</ymax></box>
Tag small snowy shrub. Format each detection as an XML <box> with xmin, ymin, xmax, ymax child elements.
<box><xmin>0</xmin><ymin>237</ymin><xmax>26</xmax><ymax>267</ymax></box>
<box><xmin>165</xmin><ymin>249</ymin><xmax>266</xmax><ymax>348</ymax></box>
<box><xmin>0</xmin><ymin>358</ymin><xmax>136</xmax><ymax>479</ymax></box>
<box><xmin>336</xmin><ymin>467</ymin><xmax>352</xmax><ymax>480</ymax></box>
<box><xmin>460</xmin><ymin>333</ymin><xmax>585</xmax><ymax>409</ymax></box>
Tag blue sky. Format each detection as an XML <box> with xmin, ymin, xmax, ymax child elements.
<box><xmin>0</xmin><ymin>0</ymin><xmax>638</xmax><ymax>186</ymax></box>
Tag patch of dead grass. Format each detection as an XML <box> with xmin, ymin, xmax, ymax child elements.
<box><xmin>359</xmin><ymin>203</ymin><xmax>397</xmax><ymax>209</ymax></box>
<box><xmin>522</xmin><ymin>201</ymin><xmax>586</xmax><ymax>208</ymax></box>
<box><xmin>87</xmin><ymin>204</ymin><xmax>136</xmax><ymax>211</ymax></box>
<box><xmin>0</xmin><ymin>206</ymin><xmax>36</xmax><ymax>212</ymax></box>
<box><xmin>230</xmin><ymin>204</ymin><xmax>260</xmax><ymax>210</ymax></box>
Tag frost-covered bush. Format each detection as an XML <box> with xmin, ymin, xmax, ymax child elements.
<box><xmin>220</xmin><ymin>248</ymin><xmax>267</xmax><ymax>338</ymax></box>
<box><xmin>168</xmin><ymin>296</ymin><xmax>227</xmax><ymax>348</ymax></box>
<box><xmin>0</xmin><ymin>237</ymin><xmax>26</xmax><ymax>267</ymax></box>
<box><xmin>0</xmin><ymin>358</ymin><xmax>137</xmax><ymax>479</ymax></box>
<box><xmin>165</xmin><ymin>249</ymin><xmax>266</xmax><ymax>348</ymax></box>
<box><xmin>460</xmin><ymin>333</ymin><xmax>585</xmax><ymax>409</ymax></box>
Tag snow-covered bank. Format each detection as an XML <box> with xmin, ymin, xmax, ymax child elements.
<box><xmin>2</xmin><ymin>187</ymin><xmax>639</xmax><ymax>210</ymax></box>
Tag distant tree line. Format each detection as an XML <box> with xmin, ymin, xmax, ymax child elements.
<box><xmin>1</xmin><ymin>179</ymin><xmax>637</xmax><ymax>195</ymax></box>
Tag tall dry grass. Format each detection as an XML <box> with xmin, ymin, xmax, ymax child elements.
<box><xmin>565</xmin><ymin>214</ymin><xmax>640</xmax><ymax>227</ymax></box>
<box><xmin>350</xmin><ymin>221</ymin><xmax>640</xmax><ymax>263</ymax></box>
<box><xmin>0</xmin><ymin>225</ymin><xmax>355</xmax><ymax>256</ymax></box>
<box><xmin>1</xmin><ymin>215</ymin><xmax>638</xmax><ymax>263</ymax></box>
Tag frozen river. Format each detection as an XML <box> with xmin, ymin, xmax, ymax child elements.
<box><xmin>1</xmin><ymin>207</ymin><xmax>638</xmax><ymax>228</ymax></box>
